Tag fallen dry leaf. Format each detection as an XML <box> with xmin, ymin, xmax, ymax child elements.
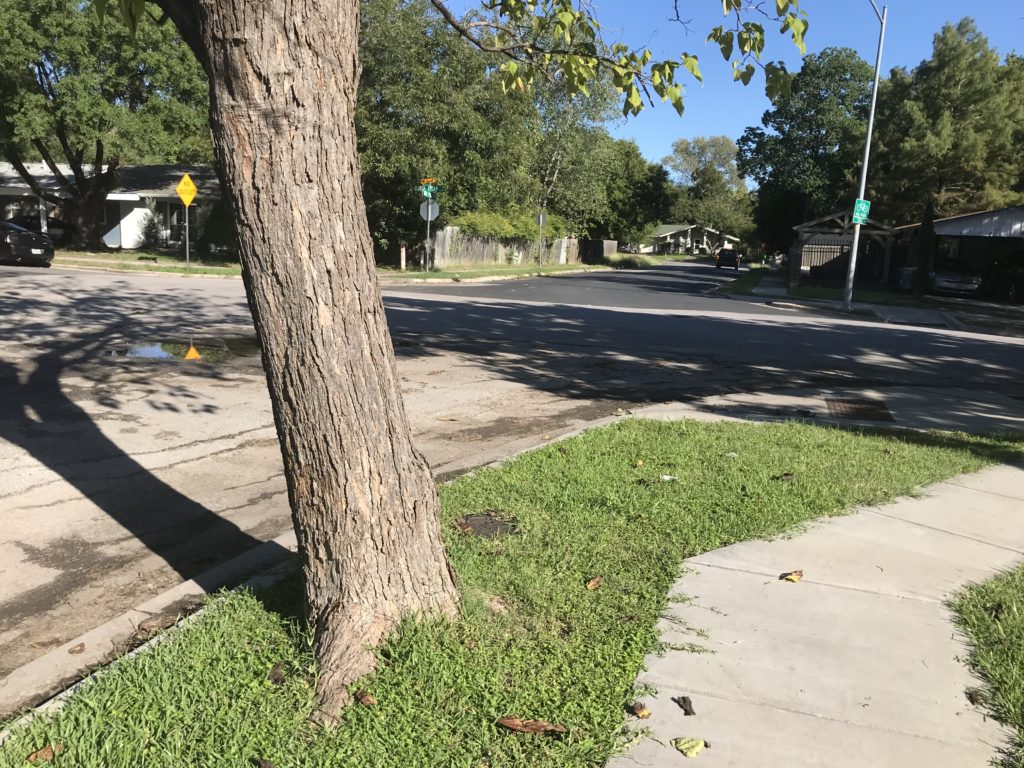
<box><xmin>672</xmin><ymin>695</ymin><xmax>696</xmax><ymax>716</ymax></box>
<box><xmin>26</xmin><ymin>744</ymin><xmax>62</xmax><ymax>764</ymax></box>
<box><xmin>671</xmin><ymin>737</ymin><xmax>708</xmax><ymax>758</ymax></box>
<box><xmin>252</xmin><ymin>760</ymin><xmax>275</xmax><ymax>768</ymax></box>
<box><xmin>586</xmin><ymin>576</ymin><xmax>604</xmax><ymax>591</ymax></box>
<box><xmin>772</xmin><ymin>472</ymin><xmax>795</xmax><ymax>482</ymax></box>
<box><xmin>635</xmin><ymin>459</ymin><xmax>645</xmax><ymax>468</ymax></box>
<box><xmin>355</xmin><ymin>689</ymin><xmax>377</xmax><ymax>707</ymax></box>
<box><xmin>497</xmin><ymin>717</ymin><xmax>567</xmax><ymax>735</ymax></box>
<box><xmin>67</xmin><ymin>642</ymin><xmax>85</xmax><ymax>655</ymax></box>
<box><xmin>267</xmin><ymin>661</ymin><xmax>286</xmax><ymax>685</ymax></box>
<box><xmin>779</xmin><ymin>569</ymin><xmax>804</xmax><ymax>583</ymax></box>
<box><xmin>487</xmin><ymin>597</ymin><xmax>509</xmax><ymax>615</ymax></box>
<box><xmin>631</xmin><ymin>702</ymin><xmax>651</xmax><ymax>719</ymax></box>
<box><xmin>455</xmin><ymin>519</ymin><xmax>474</xmax><ymax>535</ymax></box>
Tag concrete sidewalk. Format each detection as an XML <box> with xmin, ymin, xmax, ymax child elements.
<box><xmin>609</xmin><ymin>463</ymin><xmax>1024</xmax><ymax>767</ymax></box>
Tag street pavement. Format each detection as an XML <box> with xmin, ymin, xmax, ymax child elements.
<box><xmin>1</xmin><ymin>260</ymin><xmax>1022</xmax><ymax>704</ymax></box>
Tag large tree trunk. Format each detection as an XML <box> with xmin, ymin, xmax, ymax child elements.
<box><xmin>176</xmin><ymin>0</ymin><xmax>460</xmax><ymax>718</ymax></box>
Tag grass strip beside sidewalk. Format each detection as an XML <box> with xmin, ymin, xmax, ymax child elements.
<box><xmin>953</xmin><ymin>566</ymin><xmax>1024</xmax><ymax>768</ymax></box>
<box><xmin>1</xmin><ymin>420</ymin><xmax>1019</xmax><ymax>767</ymax></box>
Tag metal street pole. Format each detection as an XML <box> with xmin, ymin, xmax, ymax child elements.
<box><xmin>184</xmin><ymin>203</ymin><xmax>190</xmax><ymax>267</ymax></box>
<box><xmin>843</xmin><ymin>1</ymin><xmax>888</xmax><ymax>312</ymax></box>
<box><xmin>425</xmin><ymin>198</ymin><xmax>432</xmax><ymax>271</ymax></box>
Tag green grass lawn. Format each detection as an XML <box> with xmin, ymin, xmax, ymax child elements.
<box><xmin>788</xmin><ymin>285</ymin><xmax>926</xmax><ymax>306</ymax></box>
<box><xmin>55</xmin><ymin>250</ymin><xmax>241</xmax><ymax>276</ymax></box>
<box><xmin>718</xmin><ymin>265</ymin><xmax>767</xmax><ymax>295</ymax></box>
<box><xmin>2</xmin><ymin>420</ymin><xmax>1019</xmax><ymax>768</ymax></box>
<box><xmin>952</xmin><ymin>566</ymin><xmax>1024</xmax><ymax>768</ymax></box>
<box><xmin>378</xmin><ymin>263</ymin><xmax>607</xmax><ymax>281</ymax></box>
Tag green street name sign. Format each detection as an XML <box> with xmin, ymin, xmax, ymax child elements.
<box><xmin>852</xmin><ymin>198</ymin><xmax>871</xmax><ymax>225</ymax></box>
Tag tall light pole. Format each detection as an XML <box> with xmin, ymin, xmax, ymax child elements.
<box><xmin>843</xmin><ymin>1</ymin><xmax>888</xmax><ymax>312</ymax></box>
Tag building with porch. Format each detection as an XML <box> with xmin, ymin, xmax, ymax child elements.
<box><xmin>788</xmin><ymin>211</ymin><xmax>896</xmax><ymax>288</ymax></box>
<box><xmin>0</xmin><ymin>163</ymin><xmax>220</xmax><ymax>249</ymax></box>
<box><xmin>644</xmin><ymin>223</ymin><xmax>740</xmax><ymax>255</ymax></box>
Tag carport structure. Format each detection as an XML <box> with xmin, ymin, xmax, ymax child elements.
<box><xmin>789</xmin><ymin>211</ymin><xmax>896</xmax><ymax>287</ymax></box>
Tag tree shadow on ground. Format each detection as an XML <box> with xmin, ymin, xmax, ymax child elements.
<box><xmin>384</xmin><ymin>293</ymin><xmax>1024</xmax><ymax>434</ymax></box>
<box><xmin>0</xmin><ymin>275</ymin><xmax>286</xmax><ymax>628</ymax></box>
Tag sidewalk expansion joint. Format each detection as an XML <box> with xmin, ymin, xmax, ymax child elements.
<box><xmin>686</xmin><ymin>560</ymin><xmax>942</xmax><ymax>605</ymax></box>
<box><xmin>647</xmin><ymin>684</ymin><xmax>991</xmax><ymax>749</ymax></box>
<box><xmin>864</xmin><ymin>508</ymin><xmax>1024</xmax><ymax>555</ymax></box>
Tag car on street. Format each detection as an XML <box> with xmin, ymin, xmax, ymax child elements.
<box><xmin>715</xmin><ymin>248</ymin><xmax>742</xmax><ymax>270</ymax></box>
<box><xmin>0</xmin><ymin>221</ymin><xmax>54</xmax><ymax>267</ymax></box>
<box><xmin>4</xmin><ymin>214</ymin><xmax>76</xmax><ymax>246</ymax></box>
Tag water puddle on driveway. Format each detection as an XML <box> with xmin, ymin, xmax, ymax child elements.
<box><xmin>108</xmin><ymin>336</ymin><xmax>261</xmax><ymax>364</ymax></box>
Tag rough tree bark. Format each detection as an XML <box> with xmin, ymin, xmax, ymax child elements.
<box><xmin>157</xmin><ymin>0</ymin><xmax>460</xmax><ymax>718</ymax></box>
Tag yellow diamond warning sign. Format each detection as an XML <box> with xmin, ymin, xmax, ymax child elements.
<box><xmin>176</xmin><ymin>173</ymin><xmax>197</xmax><ymax>207</ymax></box>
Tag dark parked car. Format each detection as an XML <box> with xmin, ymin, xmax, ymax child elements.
<box><xmin>0</xmin><ymin>221</ymin><xmax>54</xmax><ymax>267</ymax></box>
<box><xmin>715</xmin><ymin>248</ymin><xmax>743</xmax><ymax>270</ymax></box>
<box><xmin>4</xmin><ymin>215</ymin><xmax>76</xmax><ymax>246</ymax></box>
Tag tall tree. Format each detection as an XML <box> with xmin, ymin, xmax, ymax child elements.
<box><xmin>0</xmin><ymin>0</ymin><xmax>210</xmax><ymax>247</ymax></box>
<box><xmin>737</xmin><ymin>47</ymin><xmax>872</xmax><ymax>250</ymax></box>
<box><xmin>101</xmin><ymin>0</ymin><xmax>810</xmax><ymax>719</ymax></box>
<box><xmin>665</xmin><ymin>135</ymin><xmax>753</xmax><ymax>243</ymax></box>
<box><xmin>590</xmin><ymin>139</ymin><xmax>675</xmax><ymax>244</ymax></box>
<box><xmin>873</xmin><ymin>19</ymin><xmax>1024</xmax><ymax>223</ymax></box>
<box><xmin>663</xmin><ymin>136</ymin><xmax>744</xmax><ymax>191</ymax></box>
<box><xmin>357</xmin><ymin>0</ymin><xmax>539</xmax><ymax>256</ymax></box>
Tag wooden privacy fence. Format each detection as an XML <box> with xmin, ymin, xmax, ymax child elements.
<box><xmin>431</xmin><ymin>226</ymin><xmax>580</xmax><ymax>268</ymax></box>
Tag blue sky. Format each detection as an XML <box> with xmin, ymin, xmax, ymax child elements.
<box><xmin>446</xmin><ymin>1</ymin><xmax>1022</xmax><ymax>163</ymax></box>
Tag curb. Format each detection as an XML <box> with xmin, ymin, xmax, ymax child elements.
<box><xmin>51</xmin><ymin>261</ymin><xmax>243</xmax><ymax>280</ymax></box>
<box><xmin>0</xmin><ymin>531</ymin><xmax>298</xmax><ymax>722</ymax></box>
<box><xmin>377</xmin><ymin>266</ymin><xmax>611</xmax><ymax>285</ymax></box>
<box><xmin>0</xmin><ymin>399</ymin><xmax>727</xmax><ymax>725</ymax></box>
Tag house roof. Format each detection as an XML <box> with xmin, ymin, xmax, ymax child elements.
<box><xmin>652</xmin><ymin>223</ymin><xmax>694</xmax><ymax>238</ymax></box>
<box><xmin>0</xmin><ymin>162</ymin><xmax>220</xmax><ymax>201</ymax></box>
<box><xmin>794</xmin><ymin>210</ymin><xmax>895</xmax><ymax>235</ymax></box>
<box><xmin>894</xmin><ymin>205</ymin><xmax>1024</xmax><ymax>239</ymax></box>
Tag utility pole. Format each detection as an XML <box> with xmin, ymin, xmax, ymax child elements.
<box><xmin>843</xmin><ymin>1</ymin><xmax>888</xmax><ymax>312</ymax></box>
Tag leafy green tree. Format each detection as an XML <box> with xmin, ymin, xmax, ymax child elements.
<box><xmin>98</xmin><ymin>0</ymin><xmax>812</xmax><ymax>718</ymax></box>
<box><xmin>665</xmin><ymin>135</ymin><xmax>753</xmax><ymax>245</ymax></box>
<box><xmin>664</xmin><ymin>136</ymin><xmax>744</xmax><ymax>192</ymax></box>
<box><xmin>873</xmin><ymin>19</ymin><xmax>1024</xmax><ymax>223</ymax></box>
<box><xmin>358</xmin><ymin>0</ymin><xmax>539</xmax><ymax>256</ymax></box>
<box><xmin>738</xmin><ymin>48</ymin><xmax>873</xmax><ymax>250</ymax></box>
<box><xmin>0</xmin><ymin>0</ymin><xmax>210</xmax><ymax>247</ymax></box>
<box><xmin>589</xmin><ymin>139</ymin><xmax>676</xmax><ymax>244</ymax></box>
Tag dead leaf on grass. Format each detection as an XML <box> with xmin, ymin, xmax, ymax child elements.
<box><xmin>631</xmin><ymin>702</ymin><xmax>651</xmax><ymax>719</ymax></box>
<box><xmin>660</xmin><ymin>474</ymin><xmax>678</xmax><ymax>482</ymax></box>
<box><xmin>67</xmin><ymin>642</ymin><xmax>85</xmax><ymax>655</ymax></box>
<box><xmin>671</xmin><ymin>737</ymin><xmax>709</xmax><ymax>758</ymax></box>
<box><xmin>26</xmin><ymin>744</ymin><xmax>62</xmax><ymax>763</ymax></box>
<box><xmin>779</xmin><ymin>569</ymin><xmax>804</xmax><ymax>583</ymax></box>
<box><xmin>672</xmin><ymin>695</ymin><xmax>696</xmax><ymax>716</ymax></box>
<box><xmin>456</xmin><ymin>519</ymin><xmax>474</xmax><ymax>535</ymax></box>
<box><xmin>634</xmin><ymin>459</ymin><xmax>645</xmax><ymax>468</ymax></box>
<box><xmin>487</xmin><ymin>596</ymin><xmax>509</xmax><ymax>615</ymax></box>
<box><xmin>355</xmin><ymin>689</ymin><xmax>377</xmax><ymax>707</ymax></box>
<box><xmin>772</xmin><ymin>472</ymin><xmax>795</xmax><ymax>482</ymax></box>
<box><xmin>496</xmin><ymin>717</ymin><xmax>567</xmax><ymax>735</ymax></box>
<box><xmin>586</xmin><ymin>575</ymin><xmax>604</xmax><ymax>591</ymax></box>
<box><xmin>267</xmin><ymin>661</ymin><xmax>286</xmax><ymax>685</ymax></box>
<box><xmin>251</xmin><ymin>759</ymin><xmax>275</xmax><ymax>768</ymax></box>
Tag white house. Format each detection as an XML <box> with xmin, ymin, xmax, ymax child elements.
<box><xmin>0</xmin><ymin>162</ymin><xmax>220</xmax><ymax>249</ymax></box>
<box><xmin>643</xmin><ymin>223</ymin><xmax>740</xmax><ymax>255</ymax></box>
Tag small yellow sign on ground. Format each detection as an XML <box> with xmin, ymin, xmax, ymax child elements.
<box><xmin>176</xmin><ymin>173</ymin><xmax>197</xmax><ymax>207</ymax></box>
<box><xmin>184</xmin><ymin>344</ymin><xmax>202</xmax><ymax>360</ymax></box>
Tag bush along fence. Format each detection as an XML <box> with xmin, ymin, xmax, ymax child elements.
<box><xmin>430</xmin><ymin>226</ymin><xmax>580</xmax><ymax>269</ymax></box>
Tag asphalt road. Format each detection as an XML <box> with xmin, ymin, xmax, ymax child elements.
<box><xmin>1</xmin><ymin>260</ymin><xmax>1022</xmax><ymax>706</ymax></box>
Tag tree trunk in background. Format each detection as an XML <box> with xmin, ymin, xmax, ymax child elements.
<box><xmin>173</xmin><ymin>0</ymin><xmax>460</xmax><ymax>718</ymax></box>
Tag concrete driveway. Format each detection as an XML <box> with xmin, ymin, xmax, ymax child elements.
<box><xmin>1</xmin><ymin>261</ymin><xmax>1022</xmax><ymax>692</ymax></box>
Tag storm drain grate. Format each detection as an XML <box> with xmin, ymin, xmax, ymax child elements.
<box><xmin>824</xmin><ymin>396</ymin><xmax>894</xmax><ymax>422</ymax></box>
